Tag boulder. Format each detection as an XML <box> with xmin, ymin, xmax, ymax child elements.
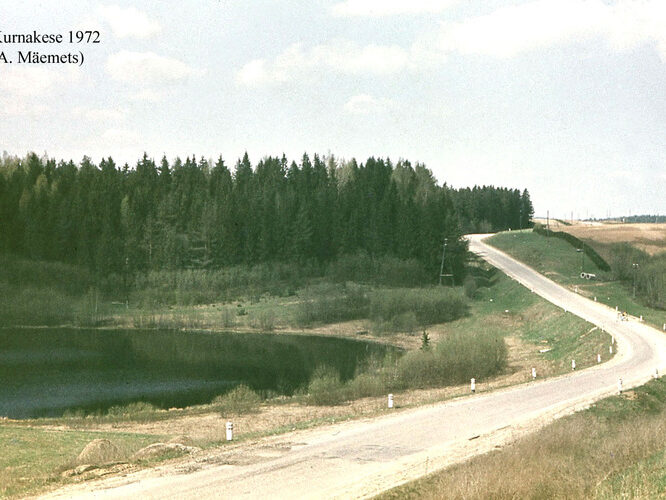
<box><xmin>76</xmin><ymin>439</ymin><xmax>120</xmax><ymax>465</ymax></box>
<box><xmin>132</xmin><ymin>442</ymin><xmax>201</xmax><ymax>460</ymax></box>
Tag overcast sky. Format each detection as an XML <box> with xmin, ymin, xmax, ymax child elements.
<box><xmin>1</xmin><ymin>0</ymin><xmax>664</xmax><ymax>218</ymax></box>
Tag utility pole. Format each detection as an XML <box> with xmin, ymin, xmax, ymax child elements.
<box><xmin>439</xmin><ymin>238</ymin><xmax>447</xmax><ymax>285</ymax></box>
<box><xmin>439</xmin><ymin>238</ymin><xmax>454</xmax><ymax>285</ymax></box>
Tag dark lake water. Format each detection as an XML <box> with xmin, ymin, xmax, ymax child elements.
<box><xmin>0</xmin><ymin>328</ymin><xmax>395</xmax><ymax>419</ymax></box>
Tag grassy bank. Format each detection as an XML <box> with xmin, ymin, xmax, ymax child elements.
<box><xmin>379</xmin><ymin>376</ymin><xmax>666</xmax><ymax>499</ymax></box>
<box><xmin>488</xmin><ymin>230</ymin><xmax>666</xmax><ymax>329</ymax></box>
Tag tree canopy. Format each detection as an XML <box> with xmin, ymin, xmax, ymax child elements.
<box><xmin>0</xmin><ymin>151</ymin><xmax>533</xmax><ymax>282</ymax></box>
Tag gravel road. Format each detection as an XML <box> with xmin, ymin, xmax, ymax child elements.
<box><xmin>42</xmin><ymin>234</ymin><xmax>666</xmax><ymax>499</ymax></box>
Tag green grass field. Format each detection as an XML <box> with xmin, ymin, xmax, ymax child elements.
<box><xmin>489</xmin><ymin>230</ymin><xmax>666</xmax><ymax>329</ymax></box>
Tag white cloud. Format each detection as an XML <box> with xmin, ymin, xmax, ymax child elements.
<box><xmin>0</xmin><ymin>99</ymin><xmax>48</xmax><ymax>117</ymax></box>
<box><xmin>331</xmin><ymin>0</ymin><xmax>459</xmax><ymax>17</ymax></box>
<box><xmin>0</xmin><ymin>67</ymin><xmax>81</xmax><ymax>118</ymax></box>
<box><xmin>97</xmin><ymin>5</ymin><xmax>161</xmax><ymax>39</ymax></box>
<box><xmin>344</xmin><ymin>94</ymin><xmax>392</xmax><ymax>114</ymax></box>
<box><xmin>237</xmin><ymin>41</ymin><xmax>410</xmax><ymax>86</ymax></box>
<box><xmin>101</xmin><ymin>128</ymin><xmax>142</xmax><ymax>145</ymax></box>
<box><xmin>239</xmin><ymin>0</ymin><xmax>666</xmax><ymax>86</ymax></box>
<box><xmin>106</xmin><ymin>51</ymin><xmax>196</xmax><ymax>86</ymax></box>
<box><xmin>72</xmin><ymin>106</ymin><xmax>125</xmax><ymax>122</ymax></box>
<box><xmin>436</xmin><ymin>0</ymin><xmax>666</xmax><ymax>59</ymax></box>
<box><xmin>236</xmin><ymin>59</ymin><xmax>269</xmax><ymax>86</ymax></box>
<box><xmin>129</xmin><ymin>89</ymin><xmax>168</xmax><ymax>102</ymax></box>
<box><xmin>0</xmin><ymin>66</ymin><xmax>79</xmax><ymax>97</ymax></box>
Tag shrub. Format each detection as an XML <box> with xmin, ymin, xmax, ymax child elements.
<box><xmin>395</xmin><ymin>329</ymin><xmax>507</xmax><ymax>388</ymax></box>
<box><xmin>372</xmin><ymin>311</ymin><xmax>419</xmax><ymax>335</ymax></box>
<box><xmin>344</xmin><ymin>372</ymin><xmax>388</xmax><ymax>400</ymax></box>
<box><xmin>326</xmin><ymin>253</ymin><xmax>429</xmax><ymax>286</ymax></box>
<box><xmin>221</xmin><ymin>306</ymin><xmax>236</xmax><ymax>328</ymax></box>
<box><xmin>106</xmin><ymin>401</ymin><xmax>158</xmax><ymax>417</ymax></box>
<box><xmin>463</xmin><ymin>275</ymin><xmax>478</xmax><ymax>298</ymax></box>
<box><xmin>369</xmin><ymin>287</ymin><xmax>468</xmax><ymax>333</ymax></box>
<box><xmin>257</xmin><ymin>309</ymin><xmax>276</xmax><ymax>331</ymax></box>
<box><xmin>212</xmin><ymin>384</ymin><xmax>262</xmax><ymax>415</ymax></box>
<box><xmin>307</xmin><ymin>366</ymin><xmax>345</xmax><ymax>405</ymax></box>
<box><xmin>296</xmin><ymin>283</ymin><xmax>370</xmax><ymax>326</ymax></box>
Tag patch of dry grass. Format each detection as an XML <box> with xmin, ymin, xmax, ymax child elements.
<box><xmin>561</xmin><ymin>223</ymin><xmax>666</xmax><ymax>257</ymax></box>
<box><xmin>379</xmin><ymin>378</ymin><xmax>666</xmax><ymax>499</ymax></box>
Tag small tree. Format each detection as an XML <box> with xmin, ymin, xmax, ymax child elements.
<box><xmin>421</xmin><ymin>330</ymin><xmax>431</xmax><ymax>351</ymax></box>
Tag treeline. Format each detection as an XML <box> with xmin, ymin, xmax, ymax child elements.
<box><xmin>609</xmin><ymin>244</ymin><xmax>666</xmax><ymax>310</ymax></box>
<box><xmin>454</xmin><ymin>185</ymin><xmax>533</xmax><ymax>234</ymax></box>
<box><xmin>0</xmin><ymin>152</ymin><xmax>532</xmax><ymax>284</ymax></box>
<box><xmin>592</xmin><ymin>215</ymin><xmax>666</xmax><ymax>224</ymax></box>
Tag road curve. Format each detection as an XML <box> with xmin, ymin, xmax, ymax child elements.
<box><xmin>42</xmin><ymin>234</ymin><xmax>666</xmax><ymax>500</ymax></box>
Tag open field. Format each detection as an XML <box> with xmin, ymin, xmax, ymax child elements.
<box><xmin>533</xmin><ymin>219</ymin><xmax>666</xmax><ymax>257</ymax></box>
<box><xmin>488</xmin><ymin>230</ymin><xmax>666</xmax><ymax>330</ymax></box>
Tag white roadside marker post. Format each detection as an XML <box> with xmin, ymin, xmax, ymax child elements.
<box><xmin>610</xmin><ymin>345</ymin><xmax>613</xmax><ymax>354</ymax></box>
<box><xmin>388</xmin><ymin>393</ymin><xmax>394</xmax><ymax>409</ymax></box>
<box><xmin>470</xmin><ymin>378</ymin><xmax>476</xmax><ymax>393</ymax></box>
<box><xmin>226</xmin><ymin>421</ymin><xmax>233</xmax><ymax>441</ymax></box>
<box><xmin>654</xmin><ymin>368</ymin><xmax>659</xmax><ymax>379</ymax></box>
<box><xmin>597</xmin><ymin>354</ymin><xmax>601</xmax><ymax>364</ymax></box>
<box><xmin>571</xmin><ymin>359</ymin><xmax>576</xmax><ymax>371</ymax></box>
<box><xmin>618</xmin><ymin>378</ymin><xmax>623</xmax><ymax>394</ymax></box>
<box><xmin>531</xmin><ymin>367</ymin><xmax>536</xmax><ymax>379</ymax></box>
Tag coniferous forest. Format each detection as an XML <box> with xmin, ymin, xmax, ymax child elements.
<box><xmin>0</xmin><ymin>151</ymin><xmax>533</xmax><ymax>285</ymax></box>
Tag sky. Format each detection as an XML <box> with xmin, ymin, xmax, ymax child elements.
<box><xmin>0</xmin><ymin>0</ymin><xmax>664</xmax><ymax>219</ymax></box>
